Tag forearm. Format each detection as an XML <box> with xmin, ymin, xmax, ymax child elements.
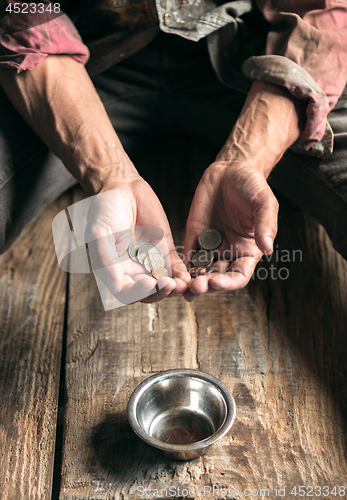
<box><xmin>0</xmin><ymin>55</ymin><xmax>137</xmax><ymax>194</ymax></box>
<box><xmin>216</xmin><ymin>80</ymin><xmax>307</xmax><ymax>177</ymax></box>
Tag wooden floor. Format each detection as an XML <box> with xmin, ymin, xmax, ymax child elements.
<box><xmin>0</xmin><ymin>136</ymin><xmax>347</xmax><ymax>500</ymax></box>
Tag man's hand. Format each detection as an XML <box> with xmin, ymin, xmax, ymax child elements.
<box><xmin>0</xmin><ymin>55</ymin><xmax>190</xmax><ymax>304</ymax></box>
<box><xmin>183</xmin><ymin>80</ymin><xmax>306</xmax><ymax>301</ymax></box>
<box><xmin>183</xmin><ymin>161</ymin><xmax>278</xmax><ymax>299</ymax></box>
<box><xmin>86</xmin><ymin>176</ymin><xmax>190</xmax><ymax>304</ymax></box>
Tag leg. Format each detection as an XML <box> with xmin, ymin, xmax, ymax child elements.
<box><xmin>0</xmin><ymin>85</ymin><xmax>78</xmax><ymax>254</ymax></box>
<box><xmin>269</xmin><ymin>109</ymin><xmax>347</xmax><ymax>260</ymax></box>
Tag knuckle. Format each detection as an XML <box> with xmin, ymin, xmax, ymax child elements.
<box><xmin>202</xmin><ymin>162</ymin><xmax>225</xmax><ymax>183</ymax></box>
<box><xmin>269</xmin><ymin>194</ymin><xmax>279</xmax><ymax>211</ymax></box>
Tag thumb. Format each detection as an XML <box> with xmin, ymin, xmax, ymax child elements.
<box><xmin>253</xmin><ymin>184</ymin><xmax>279</xmax><ymax>255</ymax></box>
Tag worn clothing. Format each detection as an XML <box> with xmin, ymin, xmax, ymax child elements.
<box><xmin>0</xmin><ymin>32</ymin><xmax>347</xmax><ymax>259</ymax></box>
<box><xmin>1</xmin><ymin>1</ymin><xmax>347</xmax><ymax>156</ymax></box>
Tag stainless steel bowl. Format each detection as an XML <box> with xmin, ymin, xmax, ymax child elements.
<box><xmin>127</xmin><ymin>368</ymin><xmax>236</xmax><ymax>460</ymax></box>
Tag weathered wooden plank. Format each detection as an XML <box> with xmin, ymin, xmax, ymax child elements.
<box><xmin>60</xmin><ymin>137</ymin><xmax>347</xmax><ymax>500</ymax></box>
<box><xmin>188</xmin><ymin>195</ymin><xmax>347</xmax><ymax>495</ymax></box>
<box><xmin>0</xmin><ymin>193</ymin><xmax>70</xmax><ymax>500</ymax></box>
<box><xmin>59</xmin><ymin>137</ymin><xmax>203</xmax><ymax>500</ymax></box>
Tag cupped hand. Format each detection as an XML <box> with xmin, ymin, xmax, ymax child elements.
<box><xmin>183</xmin><ymin>161</ymin><xmax>279</xmax><ymax>301</ymax></box>
<box><xmin>86</xmin><ymin>175</ymin><xmax>190</xmax><ymax>304</ymax></box>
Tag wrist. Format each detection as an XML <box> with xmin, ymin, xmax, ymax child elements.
<box><xmin>216</xmin><ymin>80</ymin><xmax>306</xmax><ymax>178</ymax></box>
<box><xmin>74</xmin><ymin>157</ymin><xmax>140</xmax><ymax>195</ymax></box>
<box><xmin>216</xmin><ymin>142</ymin><xmax>279</xmax><ymax>179</ymax></box>
<box><xmin>60</xmin><ymin>129</ymin><xmax>140</xmax><ymax>195</ymax></box>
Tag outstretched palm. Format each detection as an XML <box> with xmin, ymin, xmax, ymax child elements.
<box><xmin>86</xmin><ymin>178</ymin><xmax>190</xmax><ymax>304</ymax></box>
<box><xmin>183</xmin><ymin>161</ymin><xmax>279</xmax><ymax>300</ymax></box>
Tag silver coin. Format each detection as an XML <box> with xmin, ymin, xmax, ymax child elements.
<box><xmin>143</xmin><ymin>253</ymin><xmax>166</xmax><ymax>272</ymax></box>
<box><xmin>199</xmin><ymin>228</ymin><xmax>222</xmax><ymax>250</ymax></box>
<box><xmin>128</xmin><ymin>240</ymin><xmax>147</xmax><ymax>263</ymax></box>
<box><xmin>137</xmin><ymin>243</ymin><xmax>162</xmax><ymax>265</ymax></box>
<box><xmin>191</xmin><ymin>249</ymin><xmax>214</xmax><ymax>267</ymax></box>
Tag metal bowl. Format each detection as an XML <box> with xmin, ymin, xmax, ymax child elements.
<box><xmin>127</xmin><ymin>368</ymin><xmax>236</xmax><ymax>460</ymax></box>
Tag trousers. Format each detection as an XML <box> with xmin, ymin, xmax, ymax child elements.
<box><xmin>1</xmin><ymin>31</ymin><xmax>347</xmax><ymax>258</ymax></box>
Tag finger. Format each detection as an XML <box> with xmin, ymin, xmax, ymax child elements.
<box><xmin>116</xmin><ymin>275</ymin><xmax>158</xmax><ymax>304</ymax></box>
<box><xmin>137</xmin><ymin>225</ymin><xmax>190</xmax><ymax>286</ymax></box>
<box><xmin>140</xmin><ymin>277</ymin><xmax>177</xmax><ymax>303</ymax></box>
<box><xmin>182</xmin><ymin>284</ymin><xmax>221</xmax><ymax>301</ymax></box>
<box><xmin>253</xmin><ymin>186</ymin><xmax>279</xmax><ymax>255</ymax></box>
<box><xmin>169</xmin><ymin>277</ymin><xmax>190</xmax><ymax>296</ymax></box>
<box><xmin>187</xmin><ymin>274</ymin><xmax>211</xmax><ymax>294</ymax></box>
<box><xmin>170</xmin><ymin>251</ymin><xmax>191</xmax><ymax>284</ymax></box>
<box><xmin>209</xmin><ymin>256</ymin><xmax>258</xmax><ymax>291</ymax></box>
<box><xmin>211</xmin><ymin>260</ymin><xmax>230</xmax><ymax>273</ymax></box>
<box><xmin>186</xmin><ymin>260</ymin><xmax>229</xmax><ymax>294</ymax></box>
<box><xmin>183</xmin><ymin>289</ymin><xmax>199</xmax><ymax>302</ymax></box>
<box><xmin>182</xmin><ymin>263</ymin><xmax>227</xmax><ymax>301</ymax></box>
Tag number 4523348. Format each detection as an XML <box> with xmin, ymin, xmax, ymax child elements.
<box><xmin>291</xmin><ymin>486</ymin><xmax>346</xmax><ymax>496</ymax></box>
<box><xmin>5</xmin><ymin>3</ymin><xmax>61</xmax><ymax>13</ymax></box>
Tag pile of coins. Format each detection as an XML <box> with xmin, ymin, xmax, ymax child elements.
<box><xmin>127</xmin><ymin>229</ymin><xmax>222</xmax><ymax>284</ymax></box>
<box><xmin>128</xmin><ymin>241</ymin><xmax>169</xmax><ymax>279</ymax></box>
<box><xmin>189</xmin><ymin>228</ymin><xmax>222</xmax><ymax>277</ymax></box>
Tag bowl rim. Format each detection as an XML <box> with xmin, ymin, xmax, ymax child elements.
<box><xmin>127</xmin><ymin>368</ymin><xmax>236</xmax><ymax>453</ymax></box>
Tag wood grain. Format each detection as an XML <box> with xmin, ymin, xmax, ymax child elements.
<box><xmin>0</xmin><ymin>193</ymin><xmax>70</xmax><ymax>500</ymax></box>
<box><xmin>59</xmin><ymin>137</ymin><xmax>347</xmax><ymax>500</ymax></box>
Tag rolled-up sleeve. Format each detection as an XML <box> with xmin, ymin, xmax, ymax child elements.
<box><xmin>243</xmin><ymin>0</ymin><xmax>347</xmax><ymax>157</ymax></box>
<box><xmin>0</xmin><ymin>4</ymin><xmax>89</xmax><ymax>73</ymax></box>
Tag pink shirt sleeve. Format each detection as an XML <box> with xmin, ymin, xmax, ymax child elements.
<box><xmin>0</xmin><ymin>9</ymin><xmax>89</xmax><ymax>73</ymax></box>
<box><xmin>260</xmin><ymin>0</ymin><xmax>347</xmax><ymax>112</ymax></box>
<box><xmin>243</xmin><ymin>0</ymin><xmax>347</xmax><ymax>158</ymax></box>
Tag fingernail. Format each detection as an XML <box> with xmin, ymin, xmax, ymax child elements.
<box><xmin>265</xmin><ymin>237</ymin><xmax>273</xmax><ymax>255</ymax></box>
<box><xmin>185</xmin><ymin>294</ymin><xmax>198</xmax><ymax>302</ymax></box>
